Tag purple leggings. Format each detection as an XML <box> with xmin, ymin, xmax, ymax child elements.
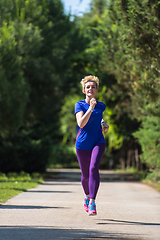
<box><xmin>76</xmin><ymin>143</ymin><xmax>105</xmax><ymax>200</ymax></box>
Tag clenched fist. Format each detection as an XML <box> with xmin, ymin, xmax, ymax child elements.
<box><xmin>90</xmin><ymin>98</ymin><xmax>97</xmax><ymax>110</ymax></box>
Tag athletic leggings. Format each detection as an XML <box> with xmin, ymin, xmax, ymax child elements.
<box><xmin>76</xmin><ymin>143</ymin><xmax>105</xmax><ymax>200</ymax></box>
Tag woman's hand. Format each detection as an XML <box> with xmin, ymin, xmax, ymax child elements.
<box><xmin>101</xmin><ymin>121</ymin><xmax>109</xmax><ymax>132</ymax></box>
<box><xmin>90</xmin><ymin>98</ymin><xmax>97</xmax><ymax>111</ymax></box>
<box><xmin>76</xmin><ymin>98</ymin><xmax>97</xmax><ymax>129</ymax></box>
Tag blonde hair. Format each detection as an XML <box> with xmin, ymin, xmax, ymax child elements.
<box><xmin>80</xmin><ymin>75</ymin><xmax>99</xmax><ymax>93</ymax></box>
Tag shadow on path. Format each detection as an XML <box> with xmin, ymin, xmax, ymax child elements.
<box><xmin>97</xmin><ymin>219</ymin><xmax>160</xmax><ymax>226</ymax></box>
<box><xmin>0</xmin><ymin>205</ymin><xmax>67</xmax><ymax>209</ymax></box>
<box><xmin>0</xmin><ymin>226</ymin><xmax>145</xmax><ymax>240</ymax></box>
<box><xmin>27</xmin><ymin>190</ymin><xmax>72</xmax><ymax>193</ymax></box>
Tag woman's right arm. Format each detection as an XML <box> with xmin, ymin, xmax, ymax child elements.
<box><xmin>76</xmin><ymin>98</ymin><xmax>97</xmax><ymax>128</ymax></box>
<box><xmin>76</xmin><ymin>107</ymin><xmax>93</xmax><ymax>128</ymax></box>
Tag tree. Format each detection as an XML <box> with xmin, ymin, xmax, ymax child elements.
<box><xmin>0</xmin><ymin>0</ymin><xmax>76</xmax><ymax>172</ymax></box>
<box><xmin>96</xmin><ymin>0</ymin><xmax>160</xmax><ymax>170</ymax></box>
<box><xmin>75</xmin><ymin>0</ymin><xmax>141</xmax><ymax>169</ymax></box>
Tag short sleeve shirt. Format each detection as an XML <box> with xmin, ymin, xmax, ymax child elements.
<box><xmin>75</xmin><ymin>99</ymin><xmax>106</xmax><ymax>150</ymax></box>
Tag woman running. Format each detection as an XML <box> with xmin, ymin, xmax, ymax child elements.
<box><xmin>75</xmin><ymin>75</ymin><xmax>109</xmax><ymax>215</ymax></box>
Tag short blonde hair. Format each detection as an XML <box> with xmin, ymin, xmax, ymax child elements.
<box><xmin>80</xmin><ymin>75</ymin><xmax>99</xmax><ymax>93</ymax></box>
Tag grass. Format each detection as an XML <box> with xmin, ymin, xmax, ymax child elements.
<box><xmin>142</xmin><ymin>180</ymin><xmax>160</xmax><ymax>192</ymax></box>
<box><xmin>0</xmin><ymin>172</ymin><xmax>44</xmax><ymax>204</ymax></box>
<box><xmin>142</xmin><ymin>170</ymin><xmax>160</xmax><ymax>192</ymax></box>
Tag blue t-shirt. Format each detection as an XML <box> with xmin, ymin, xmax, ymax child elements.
<box><xmin>75</xmin><ymin>99</ymin><xmax>106</xmax><ymax>150</ymax></box>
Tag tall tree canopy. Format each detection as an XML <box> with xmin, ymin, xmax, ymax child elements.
<box><xmin>0</xmin><ymin>0</ymin><xmax>159</xmax><ymax>173</ymax></box>
<box><xmin>0</xmin><ymin>0</ymin><xmax>77</xmax><ymax>172</ymax></box>
<box><xmin>91</xmin><ymin>0</ymin><xmax>160</xmax><ymax>169</ymax></box>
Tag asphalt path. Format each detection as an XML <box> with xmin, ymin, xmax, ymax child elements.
<box><xmin>0</xmin><ymin>169</ymin><xmax>160</xmax><ymax>240</ymax></box>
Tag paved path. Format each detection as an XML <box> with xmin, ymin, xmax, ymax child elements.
<box><xmin>0</xmin><ymin>169</ymin><xmax>160</xmax><ymax>240</ymax></box>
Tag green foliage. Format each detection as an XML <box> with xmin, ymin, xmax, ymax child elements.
<box><xmin>48</xmin><ymin>145</ymin><xmax>77</xmax><ymax>168</ymax></box>
<box><xmin>88</xmin><ymin>0</ymin><xmax>160</xmax><ymax>170</ymax></box>
<box><xmin>133</xmin><ymin>116</ymin><xmax>160</xmax><ymax>169</ymax></box>
<box><xmin>143</xmin><ymin>170</ymin><xmax>160</xmax><ymax>192</ymax></box>
<box><xmin>0</xmin><ymin>171</ymin><xmax>30</xmax><ymax>182</ymax></box>
<box><xmin>0</xmin><ymin>171</ymin><xmax>43</xmax><ymax>182</ymax></box>
<box><xmin>0</xmin><ymin>0</ymin><xmax>76</xmax><ymax>172</ymax></box>
<box><xmin>60</xmin><ymin>94</ymin><xmax>81</xmax><ymax>146</ymax></box>
<box><xmin>1</xmin><ymin>0</ymin><xmax>160</xmax><ymax>172</ymax></box>
<box><xmin>145</xmin><ymin>171</ymin><xmax>160</xmax><ymax>182</ymax></box>
<box><xmin>0</xmin><ymin>22</ymin><xmax>41</xmax><ymax>138</ymax></box>
<box><xmin>97</xmin><ymin>86</ymin><xmax>123</xmax><ymax>152</ymax></box>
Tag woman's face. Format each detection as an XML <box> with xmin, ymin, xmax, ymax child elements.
<box><xmin>84</xmin><ymin>81</ymin><xmax>98</xmax><ymax>98</ymax></box>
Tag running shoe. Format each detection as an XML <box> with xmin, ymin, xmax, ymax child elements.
<box><xmin>88</xmin><ymin>201</ymin><xmax>97</xmax><ymax>215</ymax></box>
<box><xmin>84</xmin><ymin>196</ymin><xmax>90</xmax><ymax>212</ymax></box>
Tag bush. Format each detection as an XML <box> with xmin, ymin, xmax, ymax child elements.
<box><xmin>0</xmin><ymin>140</ymin><xmax>49</xmax><ymax>173</ymax></box>
<box><xmin>48</xmin><ymin>145</ymin><xmax>78</xmax><ymax>168</ymax></box>
<box><xmin>145</xmin><ymin>171</ymin><xmax>160</xmax><ymax>182</ymax></box>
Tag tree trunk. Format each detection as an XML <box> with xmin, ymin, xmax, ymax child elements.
<box><xmin>135</xmin><ymin>148</ymin><xmax>139</xmax><ymax>170</ymax></box>
<box><xmin>119</xmin><ymin>143</ymin><xmax>126</xmax><ymax>170</ymax></box>
<box><xmin>127</xmin><ymin>149</ymin><xmax>132</xmax><ymax>169</ymax></box>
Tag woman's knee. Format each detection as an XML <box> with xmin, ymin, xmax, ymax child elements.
<box><xmin>90</xmin><ymin>165</ymin><xmax>98</xmax><ymax>174</ymax></box>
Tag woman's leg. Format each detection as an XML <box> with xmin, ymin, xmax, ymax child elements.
<box><xmin>89</xmin><ymin>143</ymin><xmax>105</xmax><ymax>200</ymax></box>
<box><xmin>76</xmin><ymin>149</ymin><xmax>91</xmax><ymax>196</ymax></box>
